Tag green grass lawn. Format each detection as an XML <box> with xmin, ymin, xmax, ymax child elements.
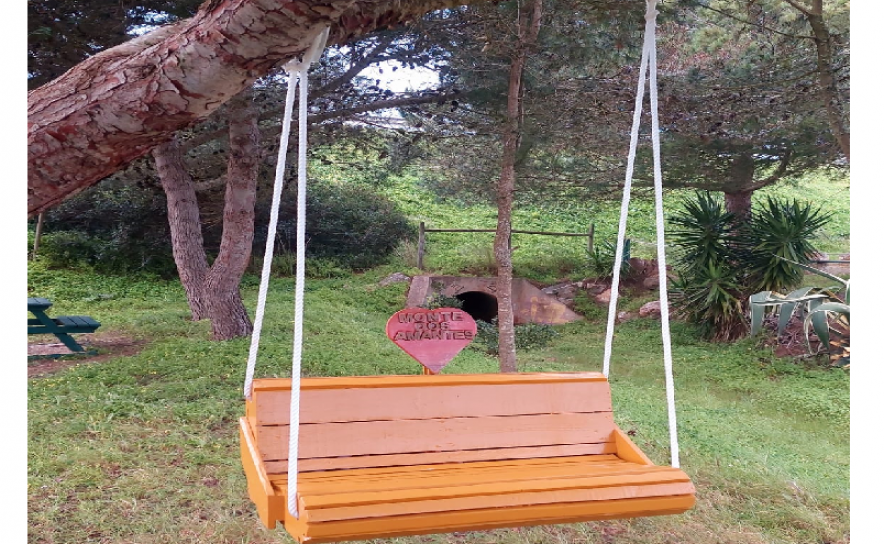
<box><xmin>27</xmin><ymin>257</ymin><xmax>849</xmax><ymax>544</ymax></box>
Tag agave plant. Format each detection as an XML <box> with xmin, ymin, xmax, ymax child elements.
<box><xmin>749</xmin><ymin>257</ymin><xmax>849</xmax><ymax>366</ymax></box>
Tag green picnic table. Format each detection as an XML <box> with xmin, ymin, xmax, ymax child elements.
<box><xmin>28</xmin><ymin>297</ymin><xmax>101</xmax><ymax>353</ymax></box>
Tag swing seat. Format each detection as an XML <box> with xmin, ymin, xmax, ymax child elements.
<box><xmin>240</xmin><ymin>372</ymin><xmax>695</xmax><ymax>543</ymax></box>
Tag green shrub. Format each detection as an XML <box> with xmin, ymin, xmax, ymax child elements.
<box><xmin>474</xmin><ymin>318</ymin><xmax>558</xmax><ymax>355</ymax></box>
<box><xmin>37</xmin><ymin>183</ymin><xmax>177</xmax><ymax>277</ymax></box>
<box><xmin>422</xmin><ymin>292</ymin><xmax>465</xmax><ymax>310</ymax></box>
<box><xmin>743</xmin><ymin>197</ymin><xmax>832</xmax><ymax>293</ymax></box>
<box><xmin>36</xmin><ymin>179</ymin><xmax>415</xmax><ymax>277</ymax></box>
<box><xmin>669</xmin><ymin>193</ymin><xmax>746</xmax><ymax>341</ymax></box>
<box><xmin>589</xmin><ymin>239</ymin><xmax>633</xmax><ymax>280</ymax></box>
<box><xmin>253</xmin><ymin>182</ymin><xmax>416</xmax><ymax>271</ymax></box>
<box><xmin>750</xmin><ymin>258</ymin><xmax>850</xmax><ymax>367</ymax></box>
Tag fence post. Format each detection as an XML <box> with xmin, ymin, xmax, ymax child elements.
<box><xmin>587</xmin><ymin>223</ymin><xmax>595</xmax><ymax>255</ymax></box>
<box><xmin>32</xmin><ymin>212</ymin><xmax>45</xmax><ymax>261</ymax></box>
<box><xmin>417</xmin><ymin>221</ymin><xmax>426</xmax><ymax>271</ymax></box>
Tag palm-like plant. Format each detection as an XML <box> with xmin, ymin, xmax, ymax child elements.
<box><xmin>669</xmin><ymin>192</ymin><xmax>736</xmax><ymax>273</ymax></box>
<box><xmin>671</xmin><ymin>261</ymin><xmax>747</xmax><ymax>342</ymax></box>
<box><xmin>669</xmin><ymin>192</ymin><xmax>746</xmax><ymax>340</ymax></box>
<box><xmin>669</xmin><ymin>192</ymin><xmax>831</xmax><ymax>342</ymax></box>
<box><xmin>744</xmin><ymin>197</ymin><xmax>832</xmax><ymax>293</ymax></box>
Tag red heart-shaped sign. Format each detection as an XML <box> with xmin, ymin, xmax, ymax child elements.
<box><xmin>386</xmin><ymin>308</ymin><xmax>478</xmax><ymax>373</ymax></box>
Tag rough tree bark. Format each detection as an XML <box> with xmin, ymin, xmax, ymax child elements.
<box><xmin>721</xmin><ymin>150</ymin><xmax>793</xmax><ymax>221</ymax></box>
<box><xmin>152</xmin><ymin>89</ymin><xmax>261</xmax><ymax>339</ymax></box>
<box><xmin>494</xmin><ymin>0</ymin><xmax>543</xmax><ymax>373</ymax></box>
<box><xmin>27</xmin><ymin>0</ymin><xmax>468</xmax><ymax>216</ymax></box>
<box><xmin>153</xmin><ymin>137</ymin><xmax>211</xmax><ymax>321</ymax></box>
<box><xmin>784</xmin><ymin>0</ymin><xmax>849</xmax><ymax>162</ymax></box>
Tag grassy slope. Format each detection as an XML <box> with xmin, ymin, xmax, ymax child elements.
<box><xmin>27</xmin><ymin>170</ymin><xmax>849</xmax><ymax>544</ymax></box>
<box><xmin>377</xmin><ymin>166</ymin><xmax>850</xmax><ymax>282</ymax></box>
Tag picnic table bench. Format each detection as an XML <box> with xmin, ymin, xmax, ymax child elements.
<box><xmin>28</xmin><ymin>297</ymin><xmax>101</xmax><ymax>353</ymax></box>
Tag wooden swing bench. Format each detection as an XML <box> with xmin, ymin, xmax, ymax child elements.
<box><xmin>240</xmin><ymin>372</ymin><xmax>695</xmax><ymax>543</ymax></box>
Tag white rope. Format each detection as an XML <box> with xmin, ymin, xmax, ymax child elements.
<box><xmin>646</xmin><ymin>1</ymin><xmax>680</xmax><ymax>470</ymax></box>
<box><xmin>285</xmin><ymin>27</ymin><xmax>329</xmax><ymax>519</ymax></box>
<box><xmin>601</xmin><ymin>0</ymin><xmax>681</xmax><ymax>468</ymax></box>
<box><xmin>602</xmin><ymin>4</ymin><xmax>653</xmax><ymax>378</ymax></box>
<box><xmin>237</xmin><ymin>26</ymin><xmax>328</xmax><ymax>517</ymax></box>
<box><xmin>242</xmin><ymin>50</ymin><xmax>301</xmax><ymax>401</ymax></box>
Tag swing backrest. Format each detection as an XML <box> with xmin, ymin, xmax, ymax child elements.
<box><xmin>246</xmin><ymin>372</ymin><xmax>623</xmax><ymax>475</ymax></box>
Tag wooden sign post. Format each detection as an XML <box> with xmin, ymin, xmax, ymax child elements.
<box><xmin>385</xmin><ymin>308</ymin><xmax>478</xmax><ymax>374</ymax></box>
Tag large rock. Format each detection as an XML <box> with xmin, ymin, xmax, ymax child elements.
<box><xmin>595</xmin><ymin>288</ymin><xmax>612</xmax><ymax>305</ymax></box>
<box><xmin>639</xmin><ymin>300</ymin><xmax>662</xmax><ymax>318</ymax></box>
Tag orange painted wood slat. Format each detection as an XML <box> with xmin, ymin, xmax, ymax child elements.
<box><xmin>271</xmin><ymin>442</ymin><xmax>618</xmax><ymax>473</ymax></box>
<box><xmin>257</xmin><ymin>412</ymin><xmax>615</xmax><ymax>461</ymax></box>
<box><xmin>613</xmin><ymin>427</ymin><xmax>655</xmax><ymax>465</ymax></box>
<box><xmin>253</xmin><ymin>380</ymin><xmax>612</xmax><ymax>426</ymax></box>
<box><xmin>299</xmin><ymin>468</ymin><xmax>692</xmax><ymax>512</ymax></box>
<box><xmin>295</xmin><ymin>454</ymin><xmax>627</xmax><ymax>486</ymax></box>
<box><xmin>296</xmin><ymin>461</ymin><xmax>653</xmax><ymax>499</ymax></box>
<box><xmin>305</xmin><ymin>482</ymin><xmax>696</xmax><ymax>522</ymax></box>
<box><xmin>250</xmin><ymin>372</ymin><xmax>608</xmax><ymax>393</ymax></box>
<box><xmin>283</xmin><ymin>494</ymin><xmax>696</xmax><ymax>543</ymax></box>
<box><xmin>239</xmin><ymin>418</ymin><xmax>285</xmax><ymax>527</ymax></box>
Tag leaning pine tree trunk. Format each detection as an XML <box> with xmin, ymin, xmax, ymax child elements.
<box><xmin>153</xmin><ymin>137</ymin><xmax>211</xmax><ymax>321</ymax></box>
<box><xmin>153</xmin><ymin>88</ymin><xmax>261</xmax><ymax>340</ymax></box>
<box><xmin>203</xmin><ymin>89</ymin><xmax>263</xmax><ymax>340</ymax></box>
<box><xmin>494</xmin><ymin>0</ymin><xmax>543</xmax><ymax>373</ymax></box>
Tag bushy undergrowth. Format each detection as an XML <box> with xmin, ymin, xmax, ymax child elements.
<box><xmin>474</xmin><ymin>318</ymin><xmax>559</xmax><ymax>355</ymax></box>
<box><xmin>37</xmin><ymin>183</ymin><xmax>176</xmax><ymax>277</ymax></box>
<box><xmin>252</xmin><ymin>181</ymin><xmax>416</xmax><ymax>271</ymax></box>
<box><xmin>32</xmin><ymin>179</ymin><xmax>415</xmax><ymax>277</ymax></box>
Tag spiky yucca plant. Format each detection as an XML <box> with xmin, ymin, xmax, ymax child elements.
<box><xmin>669</xmin><ymin>192</ymin><xmax>747</xmax><ymax>340</ymax></box>
<box><xmin>669</xmin><ymin>192</ymin><xmax>831</xmax><ymax>342</ymax></box>
<box><xmin>744</xmin><ymin>197</ymin><xmax>833</xmax><ymax>293</ymax></box>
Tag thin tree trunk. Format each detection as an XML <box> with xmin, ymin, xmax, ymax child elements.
<box><xmin>806</xmin><ymin>0</ymin><xmax>849</xmax><ymax>162</ymax></box>
<box><xmin>153</xmin><ymin>88</ymin><xmax>261</xmax><ymax>339</ymax></box>
<box><xmin>723</xmin><ymin>190</ymin><xmax>753</xmax><ymax>222</ymax></box>
<box><xmin>204</xmin><ymin>89</ymin><xmax>262</xmax><ymax>340</ymax></box>
<box><xmin>153</xmin><ymin>137</ymin><xmax>210</xmax><ymax>320</ymax></box>
<box><xmin>723</xmin><ymin>153</ymin><xmax>757</xmax><ymax>222</ymax></box>
<box><xmin>495</xmin><ymin>0</ymin><xmax>543</xmax><ymax>374</ymax></box>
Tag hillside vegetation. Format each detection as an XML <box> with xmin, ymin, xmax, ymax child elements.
<box><xmin>27</xmin><ymin>166</ymin><xmax>849</xmax><ymax>544</ymax></box>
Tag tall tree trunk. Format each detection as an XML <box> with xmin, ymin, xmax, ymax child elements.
<box><xmin>723</xmin><ymin>190</ymin><xmax>753</xmax><ymax>222</ymax></box>
<box><xmin>153</xmin><ymin>88</ymin><xmax>261</xmax><ymax>340</ymax></box>
<box><xmin>805</xmin><ymin>0</ymin><xmax>850</xmax><ymax>162</ymax></box>
<box><xmin>27</xmin><ymin>0</ymin><xmax>469</xmax><ymax>216</ymax></box>
<box><xmin>203</xmin><ymin>90</ymin><xmax>262</xmax><ymax>340</ymax></box>
<box><xmin>153</xmin><ymin>138</ymin><xmax>210</xmax><ymax>320</ymax></box>
<box><xmin>495</xmin><ymin>0</ymin><xmax>543</xmax><ymax>374</ymax></box>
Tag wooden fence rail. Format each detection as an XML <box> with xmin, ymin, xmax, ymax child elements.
<box><xmin>417</xmin><ymin>222</ymin><xmax>595</xmax><ymax>271</ymax></box>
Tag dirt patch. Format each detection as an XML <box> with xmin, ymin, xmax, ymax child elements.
<box><xmin>28</xmin><ymin>332</ymin><xmax>147</xmax><ymax>378</ymax></box>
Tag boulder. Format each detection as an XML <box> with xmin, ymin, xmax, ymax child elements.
<box><xmin>639</xmin><ymin>300</ymin><xmax>662</xmax><ymax>318</ymax></box>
